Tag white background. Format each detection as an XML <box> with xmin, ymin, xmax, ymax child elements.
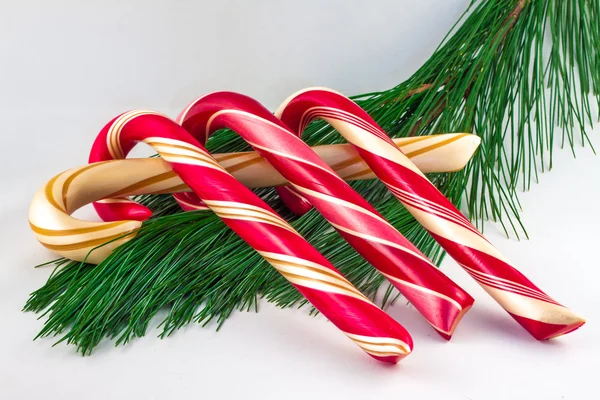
<box><xmin>1</xmin><ymin>1</ymin><xmax>599</xmax><ymax>399</ymax></box>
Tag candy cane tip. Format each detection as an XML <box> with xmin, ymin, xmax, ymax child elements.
<box><xmin>368</xmin><ymin>345</ymin><xmax>412</xmax><ymax>365</ymax></box>
<box><xmin>458</xmin><ymin>133</ymin><xmax>481</xmax><ymax>155</ymax></box>
<box><xmin>371</xmin><ymin>353</ymin><xmax>410</xmax><ymax>365</ymax></box>
<box><xmin>123</xmin><ymin>206</ymin><xmax>153</xmax><ymax>221</ymax></box>
<box><xmin>435</xmin><ymin>303</ymin><xmax>473</xmax><ymax>341</ymax></box>
<box><xmin>509</xmin><ymin>313</ymin><xmax>585</xmax><ymax>341</ymax></box>
<box><xmin>95</xmin><ymin>202</ymin><xmax>153</xmax><ymax>222</ymax></box>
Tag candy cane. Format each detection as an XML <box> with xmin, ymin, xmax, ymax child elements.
<box><xmin>30</xmin><ymin>133</ymin><xmax>480</xmax><ymax>263</ymax></box>
<box><xmin>83</xmin><ymin>110</ymin><xmax>413</xmax><ymax>363</ymax></box>
<box><xmin>91</xmin><ymin>133</ymin><xmax>480</xmax><ymax>220</ymax></box>
<box><xmin>276</xmin><ymin>87</ymin><xmax>585</xmax><ymax>340</ymax></box>
<box><xmin>169</xmin><ymin>91</ymin><xmax>474</xmax><ymax>340</ymax></box>
<box><xmin>206</xmin><ymin>132</ymin><xmax>481</xmax><ymax>215</ymax></box>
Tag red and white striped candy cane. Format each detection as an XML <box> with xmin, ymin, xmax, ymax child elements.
<box><xmin>276</xmin><ymin>87</ymin><xmax>585</xmax><ymax>340</ymax></box>
<box><xmin>172</xmin><ymin>91</ymin><xmax>474</xmax><ymax>340</ymax></box>
<box><xmin>90</xmin><ymin>110</ymin><xmax>412</xmax><ymax>363</ymax></box>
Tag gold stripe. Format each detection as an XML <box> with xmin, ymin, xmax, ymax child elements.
<box><xmin>262</xmin><ymin>256</ymin><xmax>350</xmax><ymax>285</ymax></box>
<box><xmin>159</xmin><ymin>152</ymin><xmax>221</xmax><ymax>168</ymax></box>
<box><xmin>204</xmin><ymin>199</ymin><xmax>275</xmax><ymax>214</ymax></box>
<box><xmin>144</xmin><ymin>136</ymin><xmax>204</xmax><ymax>152</ymax></box>
<box><xmin>145</xmin><ymin>139</ymin><xmax>213</xmax><ymax>162</ymax></box>
<box><xmin>151</xmin><ymin>183</ymin><xmax>190</xmax><ymax>194</ymax></box>
<box><xmin>350</xmin><ymin>337</ymin><xmax>407</xmax><ymax>350</ymax></box>
<box><xmin>214</xmin><ymin>152</ymin><xmax>253</xmax><ymax>163</ymax></box>
<box><xmin>111</xmin><ymin>110</ymin><xmax>162</xmax><ymax>159</ymax></box>
<box><xmin>108</xmin><ymin>113</ymin><xmax>125</xmax><ymax>158</ymax></box>
<box><xmin>346</xmin><ymin>334</ymin><xmax>411</xmax><ymax>354</ymax></box>
<box><xmin>96</xmin><ymin>198</ymin><xmax>131</xmax><ymax>203</ymax></box>
<box><xmin>39</xmin><ymin>231</ymin><xmax>137</xmax><ymax>252</ymax></box>
<box><xmin>352</xmin><ymin>339</ymin><xmax>410</xmax><ymax>356</ymax></box>
<box><xmin>115</xmin><ymin>111</ymin><xmax>152</xmax><ymax>149</ymax></box>
<box><xmin>215</xmin><ymin>210</ymin><xmax>285</xmax><ymax>226</ymax></box>
<box><xmin>62</xmin><ymin>163</ymin><xmax>103</xmax><ymax>212</ymax></box>
<box><xmin>279</xmin><ymin>270</ymin><xmax>365</xmax><ymax>299</ymax></box>
<box><xmin>104</xmin><ymin>171</ymin><xmax>178</xmax><ymax>199</ymax></box>
<box><xmin>107</xmin><ymin>117</ymin><xmax>119</xmax><ymax>159</ymax></box>
<box><xmin>404</xmin><ymin>133</ymin><xmax>468</xmax><ymax>158</ymax></box>
<box><xmin>206</xmin><ymin>201</ymin><xmax>299</xmax><ymax>234</ymax></box>
<box><xmin>30</xmin><ymin>221</ymin><xmax>128</xmax><ymax>236</ymax></box>
<box><xmin>215</xmin><ymin>210</ymin><xmax>294</xmax><ymax>234</ymax></box>
<box><xmin>353</xmin><ymin>343</ymin><xmax>408</xmax><ymax>356</ymax></box>
<box><xmin>159</xmin><ymin>152</ymin><xmax>213</xmax><ymax>164</ymax></box>
<box><xmin>265</xmin><ymin>255</ymin><xmax>368</xmax><ymax>300</ymax></box>
<box><xmin>329</xmin><ymin>155</ymin><xmax>362</xmax><ymax>171</ymax></box>
<box><xmin>341</xmin><ymin>168</ymin><xmax>372</xmax><ymax>181</ymax></box>
<box><xmin>359</xmin><ymin>348</ymin><xmax>405</xmax><ymax>357</ymax></box>
<box><xmin>393</xmin><ymin>135</ymin><xmax>433</xmax><ymax>146</ymax></box>
<box><xmin>204</xmin><ymin>200</ymin><xmax>290</xmax><ymax>224</ymax></box>
<box><xmin>111</xmin><ymin>114</ymin><xmax>125</xmax><ymax>158</ymax></box>
<box><xmin>226</xmin><ymin>154</ymin><xmax>263</xmax><ymax>173</ymax></box>
<box><xmin>44</xmin><ymin>174</ymin><xmax>63</xmax><ymax>211</ymax></box>
<box><xmin>110</xmin><ymin>111</ymin><xmax>139</xmax><ymax>158</ymax></box>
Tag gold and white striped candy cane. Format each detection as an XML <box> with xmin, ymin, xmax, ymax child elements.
<box><xmin>90</xmin><ymin>133</ymin><xmax>480</xmax><ymax>221</ymax></box>
<box><xmin>29</xmin><ymin>133</ymin><xmax>479</xmax><ymax>264</ymax></box>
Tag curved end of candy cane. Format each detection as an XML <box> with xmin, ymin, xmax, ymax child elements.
<box><xmin>480</xmin><ymin>282</ymin><xmax>585</xmax><ymax>340</ymax></box>
<box><xmin>93</xmin><ymin>199</ymin><xmax>153</xmax><ymax>222</ymax></box>
<box><xmin>435</xmin><ymin>302</ymin><xmax>474</xmax><ymax>341</ymax></box>
<box><xmin>420</xmin><ymin>293</ymin><xmax>475</xmax><ymax>341</ymax></box>
<box><xmin>510</xmin><ymin>312</ymin><xmax>585</xmax><ymax>341</ymax></box>
<box><xmin>370</xmin><ymin>352</ymin><xmax>411</xmax><ymax>365</ymax></box>
<box><xmin>381</xmin><ymin>269</ymin><xmax>475</xmax><ymax>340</ymax></box>
<box><xmin>344</xmin><ymin>331</ymin><xmax>412</xmax><ymax>364</ymax></box>
<box><xmin>394</xmin><ymin>133</ymin><xmax>482</xmax><ymax>173</ymax></box>
<box><xmin>29</xmin><ymin>184</ymin><xmax>142</xmax><ymax>265</ymax></box>
<box><xmin>274</xmin><ymin>86</ymin><xmax>344</xmax><ymax>119</ymax></box>
<box><xmin>452</xmin><ymin>134</ymin><xmax>481</xmax><ymax>169</ymax></box>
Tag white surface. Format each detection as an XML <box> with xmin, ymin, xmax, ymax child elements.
<box><xmin>1</xmin><ymin>1</ymin><xmax>599</xmax><ymax>399</ymax></box>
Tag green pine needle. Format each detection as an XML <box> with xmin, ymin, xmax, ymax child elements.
<box><xmin>24</xmin><ymin>0</ymin><xmax>600</xmax><ymax>355</ymax></box>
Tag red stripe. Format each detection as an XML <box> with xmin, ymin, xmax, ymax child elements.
<box><xmin>389</xmin><ymin>186</ymin><xmax>485</xmax><ymax>239</ymax></box>
<box><xmin>463</xmin><ymin>268</ymin><xmax>561</xmax><ymax>305</ymax></box>
<box><xmin>304</xmin><ymin>108</ymin><xmax>393</xmax><ymax>144</ymax></box>
<box><xmin>387</xmin><ymin>183</ymin><xmax>473</xmax><ymax>227</ymax></box>
<box><xmin>387</xmin><ymin>185</ymin><xmax>482</xmax><ymax>236</ymax></box>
